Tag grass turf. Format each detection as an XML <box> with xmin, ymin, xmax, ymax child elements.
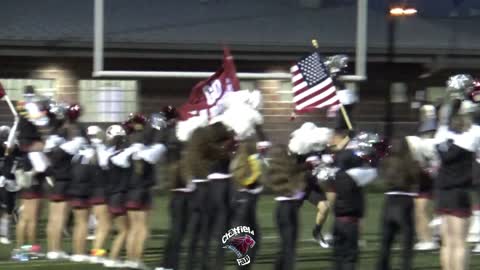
<box><xmin>0</xmin><ymin>193</ymin><xmax>479</xmax><ymax>269</ymax></box>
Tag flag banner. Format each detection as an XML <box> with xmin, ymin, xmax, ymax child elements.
<box><xmin>179</xmin><ymin>47</ymin><xmax>240</xmax><ymax>120</ymax></box>
<box><xmin>290</xmin><ymin>52</ymin><xmax>339</xmax><ymax>114</ymax></box>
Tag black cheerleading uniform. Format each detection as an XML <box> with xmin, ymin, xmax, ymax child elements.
<box><xmin>162</xmin><ymin>125</ymin><xmax>191</xmax><ymax>270</ymax></box>
<box><xmin>435</xmin><ymin>142</ymin><xmax>474</xmax><ymax>218</ymax></box>
<box><xmin>126</xmin><ymin>143</ymin><xmax>166</xmax><ymax>210</ymax></box>
<box><xmin>107</xmin><ymin>144</ymin><xmax>139</xmax><ymax>216</ymax></box>
<box><xmin>45</xmin><ymin>135</ymin><xmax>84</xmax><ymax>202</ymax></box>
<box><xmin>17</xmin><ymin>117</ymin><xmax>45</xmax><ymax>199</ymax></box>
<box><xmin>69</xmin><ymin>140</ymin><xmax>102</xmax><ymax>209</ymax></box>
<box><xmin>0</xmin><ymin>145</ymin><xmax>21</xmax><ymax>215</ymax></box>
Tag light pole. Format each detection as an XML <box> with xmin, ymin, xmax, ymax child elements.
<box><xmin>384</xmin><ymin>4</ymin><xmax>417</xmax><ymax>140</ymax></box>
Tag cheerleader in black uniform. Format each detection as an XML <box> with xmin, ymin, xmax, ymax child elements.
<box><xmin>160</xmin><ymin>106</ymin><xmax>196</xmax><ymax>270</ymax></box>
<box><xmin>45</xmin><ymin>103</ymin><xmax>84</xmax><ymax>260</ymax></box>
<box><xmin>0</xmin><ymin>126</ymin><xmax>21</xmax><ymax>245</ymax></box>
<box><xmin>434</xmin><ymin>103</ymin><xmax>477</xmax><ymax>270</ymax></box>
<box><xmin>68</xmin><ymin>124</ymin><xmax>100</xmax><ymax>262</ymax></box>
<box><xmin>81</xmin><ymin>126</ymin><xmax>111</xmax><ymax>261</ymax></box>
<box><xmin>267</xmin><ymin>145</ymin><xmax>307</xmax><ymax>270</ymax></box>
<box><xmin>184</xmin><ymin>122</ymin><xmax>233</xmax><ymax>270</ymax></box>
<box><xmin>230</xmin><ymin>139</ymin><xmax>263</xmax><ymax>270</ymax></box>
<box><xmin>15</xmin><ymin>86</ymin><xmax>50</xmax><ymax>250</ymax></box>
<box><xmin>102</xmin><ymin>124</ymin><xmax>137</xmax><ymax>268</ymax></box>
<box><xmin>124</xmin><ymin>114</ymin><xmax>167</xmax><ymax>268</ymax></box>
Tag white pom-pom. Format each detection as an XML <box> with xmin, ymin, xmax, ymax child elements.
<box><xmin>288</xmin><ymin>122</ymin><xmax>333</xmax><ymax>155</ymax></box>
<box><xmin>220</xmin><ymin>103</ymin><xmax>263</xmax><ymax>140</ymax></box>
<box><xmin>176</xmin><ymin>115</ymin><xmax>209</xmax><ymax>142</ymax></box>
<box><xmin>222</xmin><ymin>89</ymin><xmax>263</xmax><ymax>110</ymax></box>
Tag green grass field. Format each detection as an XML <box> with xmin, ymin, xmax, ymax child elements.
<box><xmin>1</xmin><ymin>193</ymin><xmax>480</xmax><ymax>270</ymax></box>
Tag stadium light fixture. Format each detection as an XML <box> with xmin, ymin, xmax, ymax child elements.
<box><xmin>389</xmin><ymin>6</ymin><xmax>418</xmax><ymax>16</ymax></box>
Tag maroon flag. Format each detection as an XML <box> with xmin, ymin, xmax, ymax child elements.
<box><xmin>291</xmin><ymin>52</ymin><xmax>339</xmax><ymax>113</ymax></box>
<box><xmin>0</xmin><ymin>82</ymin><xmax>5</xmax><ymax>99</ymax></box>
<box><xmin>179</xmin><ymin>47</ymin><xmax>240</xmax><ymax>120</ymax></box>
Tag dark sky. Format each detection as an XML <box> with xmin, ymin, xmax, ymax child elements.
<box><xmin>325</xmin><ymin>0</ymin><xmax>480</xmax><ymax>18</ymax></box>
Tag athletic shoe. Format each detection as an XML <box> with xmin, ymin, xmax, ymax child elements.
<box><xmin>473</xmin><ymin>244</ymin><xmax>480</xmax><ymax>253</ymax></box>
<box><xmin>103</xmin><ymin>259</ymin><xmax>125</xmax><ymax>268</ymax></box>
<box><xmin>468</xmin><ymin>234</ymin><xmax>480</xmax><ymax>243</ymax></box>
<box><xmin>86</xmin><ymin>234</ymin><xmax>96</xmax><ymax>241</ymax></box>
<box><xmin>0</xmin><ymin>237</ymin><xmax>11</xmax><ymax>245</ymax></box>
<box><xmin>414</xmin><ymin>241</ymin><xmax>439</xmax><ymax>251</ymax></box>
<box><xmin>70</xmin><ymin>254</ymin><xmax>90</xmax><ymax>262</ymax></box>
<box><xmin>47</xmin><ymin>251</ymin><xmax>70</xmax><ymax>260</ymax></box>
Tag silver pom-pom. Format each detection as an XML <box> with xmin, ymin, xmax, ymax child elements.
<box><xmin>346</xmin><ymin>132</ymin><xmax>383</xmax><ymax>159</ymax></box>
<box><xmin>324</xmin><ymin>55</ymin><xmax>349</xmax><ymax>74</ymax></box>
<box><xmin>149</xmin><ymin>113</ymin><xmax>168</xmax><ymax>131</ymax></box>
<box><xmin>446</xmin><ymin>74</ymin><xmax>474</xmax><ymax>100</ymax></box>
<box><xmin>48</xmin><ymin>101</ymin><xmax>68</xmax><ymax>120</ymax></box>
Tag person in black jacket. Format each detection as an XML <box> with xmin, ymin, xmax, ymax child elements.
<box><xmin>326</xmin><ymin>128</ymin><xmax>377</xmax><ymax>270</ymax></box>
<box><xmin>376</xmin><ymin>138</ymin><xmax>422</xmax><ymax>270</ymax></box>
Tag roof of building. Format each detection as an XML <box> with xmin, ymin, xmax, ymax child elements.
<box><xmin>2</xmin><ymin>0</ymin><xmax>480</xmax><ymax>54</ymax></box>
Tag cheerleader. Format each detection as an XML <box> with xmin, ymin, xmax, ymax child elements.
<box><xmin>87</xmin><ymin>126</ymin><xmax>111</xmax><ymax>262</ymax></box>
<box><xmin>68</xmin><ymin>124</ymin><xmax>99</xmax><ymax>262</ymax></box>
<box><xmin>160</xmin><ymin>106</ymin><xmax>195</xmax><ymax>270</ymax></box>
<box><xmin>184</xmin><ymin>122</ymin><xmax>233</xmax><ymax>270</ymax></box>
<box><xmin>15</xmin><ymin>86</ymin><xmax>49</xmax><ymax>251</ymax></box>
<box><xmin>0</xmin><ymin>126</ymin><xmax>21</xmax><ymax>245</ymax></box>
<box><xmin>229</xmin><ymin>139</ymin><xmax>264</xmax><ymax>270</ymax></box>
<box><xmin>124</xmin><ymin>114</ymin><xmax>167</xmax><ymax>269</ymax></box>
<box><xmin>266</xmin><ymin>144</ymin><xmax>306</xmax><ymax>270</ymax></box>
<box><xmin>102</xmin><ymin>124</ymin><xmax>137</xmax><ymax>268</ymax></box>
<box><xmin>413</xmin><ymin>104</ymin><xmax>440</xmax><ymax>251</ymax></box>
<box><xmin>435</xmin><ymin>110</ymin><xmax>478</xmax><ymax>270</ymax></box>
<box><xmin>44</xmin><ymin>103</ymin><xmax>84</xmax><ymax>260</ymax></box>
<box><xmin>288</xmin><ymin>123</ymin><xmax>334</xmax><ymax>249</ymax></box>
<box><xmin>376</xmin><ymin>138</ymin><xmax>422</xmax><ymax>270</ymax></box>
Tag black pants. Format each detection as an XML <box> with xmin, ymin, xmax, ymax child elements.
<box><xmin>274</xmin><ymin>200</ymin><xmax>300</xmax><ymax>270</ymax></box>
<box><xmin>0</xmin><ymin>188</ymin><xmax>16</xmax><ymax>215</ymax></box>
<box><xmin>206</xmin><ymin>178</ymin><xmax>232</xmax><ymax>270</ymax></box>
<box><xmin>333</xmin><ymin>218</ymin><xmax>359</xmax><ymax>270</ymax></box>
<box><xmin>163</xmin><ymin>191</ymin><xmax>191</xmax><ymax>270</ymax></box>
<box><xmin>186</xmin><ymin>182</ymin><xmax>211</xmax><ymax>270</ymax></box>
<box><xmin>232</xmin><ymin>191</ymin><xmax>260</xmax><ymax>270</ymax></box>
<box><xmin>376</xmin><ymin>195</ymin><xmax>414</xmax><ymax>270</ymax></box>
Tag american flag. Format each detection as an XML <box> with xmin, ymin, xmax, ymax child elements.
<box><xmin>291</xmin><ymin>52</ymin><xmax>339</xmax><ymax>113</ymax></box>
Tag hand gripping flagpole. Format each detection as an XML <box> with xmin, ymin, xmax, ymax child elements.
<box><xmin>312</xmin><ymin>39</ymin><xmax>353</xmax><ymax>131</ymax></box>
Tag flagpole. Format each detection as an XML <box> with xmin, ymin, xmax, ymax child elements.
<box><xmin>311</xmin><ymin>39</ymin><xmax>353</xmax><ymax>131</ymax></box>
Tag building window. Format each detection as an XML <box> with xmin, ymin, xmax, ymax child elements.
<box><xmin>79</xmin><ymin>80</ymin><xmax>138</xmax><ymax>123</ymax></box>
<box><xmin>0</xmin><ymin>79</ymin><xmax>56</xmax><ymax>100</ymax></box>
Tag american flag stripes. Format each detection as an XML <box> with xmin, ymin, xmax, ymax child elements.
<box><xmin>291</xmin><ymin>52</ymin><xmax>340</xmax><ymax>113</ymax></box>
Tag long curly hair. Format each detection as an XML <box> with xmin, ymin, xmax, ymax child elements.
<box><xmin>266</xmin><ymin>144</ymin><xmax>306</xmax><ymax>196</ymax></box>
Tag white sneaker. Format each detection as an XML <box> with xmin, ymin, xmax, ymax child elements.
<box><xmin>123</xmin><ymin>260</ymin><xmax>140</xmax><ymax>268</ymax></box>
<box><xmin>0</xmin><ymin>237</ymin><xmax>11</xmax><ymax>245</ymax></box>
<box><xmin>473</xmin><ymin>244</ymin><xmax>480</xmax><ymax>253</ymax></box>
<box><xmin>414</xmin><ymin>241</ymin><xmax>439</xmax><ymax>251</ymax></box>
<box><xmin>86</xmin><ymin>234</ymin><xmax>96</xmax><ymax>241</ymax></box>
<box><xmin>70</xmin><ymin>254</ymin><xmax>89</xmax><ymax>262</ymax></box>
<box><xmin>89</xmin><ymin>255</ymin><xmax>105</xmax><ymax>264</ymax></box>
<box><xmin>429</xmin><ymin>217</ymin><xmax>442</xmax><ymax>228</ymax></box>
<box><xmin>468</xmin><ymin>234</ymin><xmax>480</xmax><ymax>243</ymax></box>
<box><xmin>103</xmin><ymin>259</ymin><xmax>124</xmax><ymax>268</ymax></box>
